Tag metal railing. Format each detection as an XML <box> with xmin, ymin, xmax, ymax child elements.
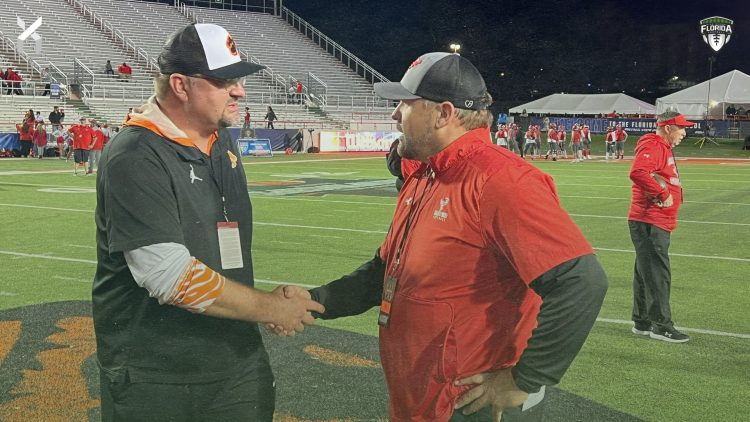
<box><xmin>0</xmin><ymin>80</ymin><xmax>61</xmax><ymax>97</ymax></box>
<box><xmin>73</xmin><ymin>58</ymin><xmax>95</xmax><ymax>99</ymax></box>
<box><xmin>65</xmin><ymin>0</ymin><xmax>158</xmax><ymax>73</ymax></box>
<box><xmin>0</xmin><ymin>30</ymin><xmax>44</xmax><ymax>81</ymax></box>
<box><xmin>280</xmin><ymin>7</ymin><xmax>389</xmax><ymax>86</ymax></box>
<box><xmin>306</xmin><ymin>72</ymin><xmax>327</xmax><ymax>106</ymax></box>
<box><xmin>174</xmin><ymin>0</ymin><xmax>198</xmax><ymax>23</ymax></box>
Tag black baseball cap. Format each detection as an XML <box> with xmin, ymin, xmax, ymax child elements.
<box><xmin>374</xmin><ymin>52</ymin><xmax>489</xmax><ymax>110</ymax></box>
<box><xmin>158</xmin><ymin>23</ymin><xmax>265</xmax><ymax>79</ymax></box>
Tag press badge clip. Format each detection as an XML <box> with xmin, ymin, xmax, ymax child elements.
<box><xmin>378</xmin><ymin>275</ymin><xmax>398</xmax><ymax>327</ymax></box>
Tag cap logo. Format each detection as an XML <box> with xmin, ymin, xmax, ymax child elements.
<box><xmin>226</xmin><ymin>35</ymin><xmax>238</xmax><ymax>56</ymax></box>
<box><xmin>465</xmin><ymin>100</ymin><xmax>474</xmax><ymax>108</ymax></box>
<box><xmin>408</xmin><ymin>58</ymin><xmax>423</xmax><ymax>69</ymax></box>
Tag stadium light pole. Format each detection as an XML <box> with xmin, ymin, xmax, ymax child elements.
<box><xmin>449</xmin><ymin>43</ymin><xmax>461</xmax><ymax>54</ymax></box>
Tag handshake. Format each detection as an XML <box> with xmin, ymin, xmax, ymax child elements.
<box><xmin>265</xmin><ymin>285</ymin><xmax>324</xmax><ymax>336</ymax></box>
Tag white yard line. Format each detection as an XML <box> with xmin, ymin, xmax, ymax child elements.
<box><xmin>243</xmin><ymin>157</ymin><xmax>383</xmax><ymax>165</ymax></box>
<box><xmin>0</xmin><ymin>250</ymin><xmax>746</xmax><ymax>338</ymax></box>
<box><xmin>52</xmin><ymin>275</ymin><xmax>91</xmax><ymax>283</ymax></box>
<box><xmin>595</xmin><ymin>247</ymin><xmax>750</xmax><ymax>262</ymax></box>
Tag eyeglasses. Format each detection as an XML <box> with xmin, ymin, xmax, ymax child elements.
<box><xmin>189</xmin><ymin>74</ymin><xmax>246</xmax><ymax>90</ymax></box>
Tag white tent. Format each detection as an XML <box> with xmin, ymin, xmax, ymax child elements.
<box><xmin>656</xmin><ymin>70</ymin><xmax>750</xmax><ymax>119</ymax></box>
<box><xmin>509</xmin><ymin>93</ymin><xmax>655</xmax><ymax>115</ymax></box>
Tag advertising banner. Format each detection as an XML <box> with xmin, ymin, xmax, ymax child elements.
<box><xmin>237</xmin><ymin>139</ymin><xmax>273</xmax><ymax>157</ymax></box>
<box><xmin>319</xmin><ymin>131</ymin><xmax>401</xmax><ymax>152</ymax></box>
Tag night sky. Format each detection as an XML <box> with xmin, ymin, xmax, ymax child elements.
<box><xmin>283</xmin><ymin>0</ymin><xmax>749</xmax><ymax>112</ymax></box>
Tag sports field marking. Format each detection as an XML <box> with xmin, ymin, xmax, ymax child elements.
<box><xmin>243</xmin><ymin>157</ymin><xmax>383</xmax><ymax>165</ymax></box>
<box><xmin>559</xmin><ymin>195</ymin><xmax>750</xmax><ymax>206</ymax></box>
<box><xmin>596</xmin><ymin>318</ymin><xmax>750</xmax><ymax>339</ymax></box>
<box><xmin>569</xmin><ymin>213</ymin><xmax>750</xmax><ymax>227</ymax></box>
<box><xmin>0</xmin><ymin>292</ymin><xmax>19</xmax><ymax>296</ymax></box>
<box><xmin>0</xmin><ymin>170</ymin><xmax>75</xmax><ymax>176</ymax></box>
<box><xmin>595</xmin><ymin>247</ymin><xmax>750</xmax><ymax>262</ymax></box>
<box><xmin>557</xmin><ymin>175</ymin><xmax>749</xmax><ymax>184</ymax></box>
<box><xmin>0</xmin><ymin>252</ymin><xmax>746</xmax><ymax>339</ymax></box>
<box><xmin>52</xmin><ymin>276</ymin><xmax>91</xmax><ymax>283</ymax></box>
<box><xmin>1</xmin><ymin>201</ymin><xmax>748</xmax><ymax>229</ymax></box>
<box><xmin>66</xmin><ymin>244</ymin><xmax>96</xmax><ymax>249</ymax></box>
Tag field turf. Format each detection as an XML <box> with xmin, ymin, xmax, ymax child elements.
<box><xmin>0</xmin><ymin>135</ymin><xmax>748</xmax><ymax>421</ymax></box>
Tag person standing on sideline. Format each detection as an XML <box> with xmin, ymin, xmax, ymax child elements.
<box><xmin>33</xmin><ymin>122</ymin><xmax>47</xmax><ymax>158</ymax></box>
<box><xmin>628</xmin><ymin>111</ymin><xmax>694</xmax><ymax>344</ymax></box>
<box><xmin>16</xmin><ymin>121</ymin><xmax>34</xmax><ymax>157</ymax></box>
<box><xmin>92</xmin><ymin>23</ymin><xmax>324</xmax><ymax>422</ymax></box>
<box><xmin>48</xmin><ymin>106</ymin><xmax>65</xmax><ymax>131</ymax></box>
<box><xmin>242</xmin><ymin>106</ymin><xmax>252</xmax><ymax>136</ymax></box>
<box><xmin>69</xmin><ymin>117</ymin><xmax>93</xmax><ymax>175</ymax></box>
<box><xmin>264</xmin><ymin>105</ymin><xmax>277</xmax><ymax>129</ymax></box>
<box><xmin>615</xmin><ymin>124</ymin><xmax>628</xmax><ymax>159</ymax></box>
<box><xmin>297</xmin><ymin>52</ymin><xmax>608</xmax><ymax>421</ymax></box>
<box><xmin>88</xmin><ymin>120</ymin><xmax>105</xmax><ymax>174</ymax></box>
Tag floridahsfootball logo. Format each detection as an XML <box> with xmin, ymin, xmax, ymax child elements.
<box><xmin>700</xmin><ymin>16</ymin><xmax>733</xmax><ymax>52</ymax></box>
<box><xmin>408</xmin><ymin>58</ymin><xmax>423</xmax><ymax>69</ymax></box>
<box><xmin>226</xmin><ymin>35</ymin><xmax>239</xmax><ymax>56</ymax></box>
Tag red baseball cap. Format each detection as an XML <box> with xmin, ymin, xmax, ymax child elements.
<box><xmin>657</xmin><ymin>114</ymin><xmax>695</xmax><ymax>127</ymax></box>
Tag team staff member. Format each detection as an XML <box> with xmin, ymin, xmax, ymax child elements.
<box><xmin>628</xmin><ymin>111</ymin><xmax>693</xmax><ymax>344</ymax></box>
<box><xmin>93</xmin><ymin>24</ymin><xmax>324</xmax><ymax>421</ymax></box>
<box><xmin>69</xmin><ymin>117</ymin><xmax>93</xmax><ymax>175</ymax></box>
<box><xmin>301</xmin><ymin>52</ymin><xmax>608</xmax><ymax>421</ymax></box>
<box><xmin>615</xmin><ymin>124</ymin><xmax>628</xmax><ymax>159</ymax></box>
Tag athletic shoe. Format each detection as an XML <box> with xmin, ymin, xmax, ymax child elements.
<box><xmin>631</xmin><ymin>325</ymin><xmax>651</xmax><ymax>336</ymax></box>
<box><xmin>649</xmin><ymin>326</ymin><xmax>690</xmax><ymax>343</ymax></box>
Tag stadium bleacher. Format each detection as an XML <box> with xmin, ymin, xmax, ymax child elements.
<box><xmin>0</xmin><ymin>0</ymin><xmax>394</xmax><ymax>134</ymax></box>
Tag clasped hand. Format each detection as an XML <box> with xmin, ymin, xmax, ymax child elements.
<box><xmin>266</xmin><ymin>285</ymin><xmax>324</xmax><ymax>336</ymax></box>
<box><xmin>454</xmin><ymin>368</ymin><xmax>529</xmax><ymax>422</ymax></box>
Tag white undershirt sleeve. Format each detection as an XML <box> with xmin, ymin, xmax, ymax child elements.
<box><xmin>124</xmin><ymin>242</ymin><xmax>192</xmax><ymax>305</ymax></box>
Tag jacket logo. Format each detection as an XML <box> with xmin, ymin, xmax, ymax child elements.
<box><xmin>189</xmin><ymin>164</ymin><xmax>203</xmax><ymax>184</ymax></box>
<box><xmin>433</xmin><ymin>197</ymin><xmax>449</xmax><ymax>221</ymax></box>
<box><xmin>227</xmin><ymin>150</ymin><xmax>238</xmax><ymax>169</ymax></box>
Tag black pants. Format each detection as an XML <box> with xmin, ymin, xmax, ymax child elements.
<box><xmin>449</xmin><ymin>403</ymin><xmax>544</xmax><ymax>422</ymax></box>
<box><xmin>99</xmin><ymin>356</ymin><xmax>275</xmax><ymax>422</ymax></box>
<box><xmin>20</xmin><ymin>140</ymin><xmax>33</xmax><ymax>157</ymax></box>
<box><xmin>629</xmin><ymin>220</ymin><xmax>674</xmax><ymax>330</ymax></box>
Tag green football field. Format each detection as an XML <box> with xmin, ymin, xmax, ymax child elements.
<box><xmin>0</xmin><ymin>136</ymin><xmax>748</xmax><ymax>421</ymax></box>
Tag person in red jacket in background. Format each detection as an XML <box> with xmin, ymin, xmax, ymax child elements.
<box><xmin>88</xmin><ymin>120</ymin><xmax>105</xmax><ymax>174</ymax></box>
<box><xmin>16</xmin><ymin>121</ymin><xmax>35</xmax><ymax>157</ymax></box>
<box><xmin>615</xmin><ymin>124</ymin><xmax>628</xmax><ymax>159</ymax></box>
<box><xmin>118</xmin><ymin>62</ymin><xmax>132</xmax><ymax>82</ymax></box>
<box><xmin>628</xmin><ymin>111</ymin><xmax>694</xmax><ymax>344</ymax></box>
<box><xmin>69</xmin><ymin>117</ymin><xmax>94</xmax><ymax>175</ymax></box>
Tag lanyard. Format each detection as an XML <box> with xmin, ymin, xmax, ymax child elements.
<box><xmin>206</xmin><ymin>150</ymin><xmax>230</xmax><ymax>222</ymax></box>
<box><xmin>390</xmin><ymin>168</ymin><xmax>434</xmax><ymax>273</ymax></box>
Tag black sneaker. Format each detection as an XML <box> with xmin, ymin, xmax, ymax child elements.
<box><xmin>649</xmin><ymin>326</ymin><xmax>690</xmax><ymax>343</ymax></box>
<box><xmin>631</xmin><ymin>324</ymin><xmax>651</xmax><ymax>336</ymax></box>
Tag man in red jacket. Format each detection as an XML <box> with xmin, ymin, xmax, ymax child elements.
<box><xmin>69</xmin><ymin>117</ymin><xmax>94</xmax><ymax>175</ymax></box>
<box><xmin>299</xmin><ymin>52</ymin><xmax>608</xmax><ymax>421</ymax></box>
<box><xmin>628</xmin><ymin>111</ymin><xmax>694</xmax><ymax>343</ymax></box>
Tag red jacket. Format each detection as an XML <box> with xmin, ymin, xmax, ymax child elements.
<box><xmin>16</xmin><ymin>124</ymin><xmax>34</xmax><ymax>141</ymax></box>
<box><xmin>628</xmin><ymin>133</ymin><xmax>682</xmax><ymax>232</ymax></box>
<box><xmin>69</xmin><ymin>124</ymin><xmax>94</xmax><ymax>150</ymax></box>
<box><xmin>378</xmin><ymin>128</ymin><xmax>593</xmax><ymax>421</ymax></box>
